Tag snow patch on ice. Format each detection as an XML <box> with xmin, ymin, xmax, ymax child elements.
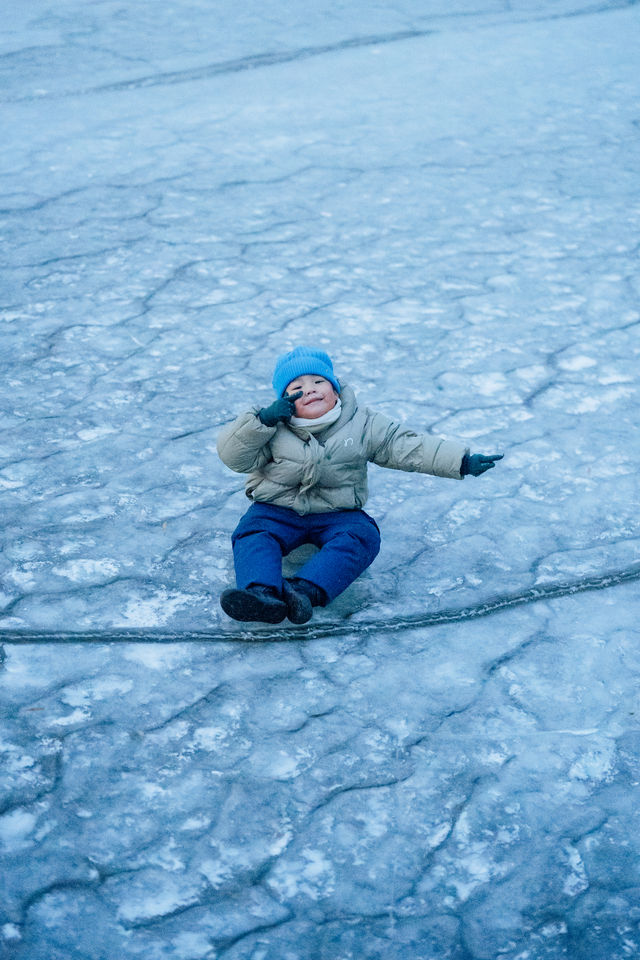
<box><xmin>0</xmin><ymin>809</ymin><xmax>37</xmax><ymax>847</ymax></box>
<box><xmin>116</xmin><ymin>589</ymin><xmax>194</xmax><ymax>626</ymax></box>
<box><xmin>568</xmin><ymin>744</ymin><xmax>615</xmax><ymax>782</ymax></box>
<box><xmin>268</xmin><ymin>847</ymin><xmax>335</xmax><ymax>900</ymax></box>
<box><xmin>123</xmin><ymin>644</ymin><xmax>189</xmax><ymax>670</ymax></box>
<box><xmin>171</xmin><ymin>931</ymin><xmax>216</xmax><ymax>959</ymax></box>
<box><xmin>472</xmin><ymin>372</ymin><xmax>508</xmax><ymax>396</ymax></box>
<box><xmin>199</xmin><ymin>859</ymin><xmax>233</xmax><ymax>888</ymax></box>
<box><xmin>450</xmin><ymin>842</ymin><xmax>510</xmax><ymax>902</ymax></box>
<box><xmin>192</xmin><ymin>726</ymin><xmax>229</xmax><ymax>750</ymax></box>
<box><xmin>558</xmin><ymin>355</ymin><xmax>596</xmax><ymax>371</ymax></box>
<box><xmin>562</xmin><ymin>844</ymin><xmax>589</xmax><ymax>896</ymax></box>
<box><xmin>181</xmin><ymin>815</ymin><xmax>211</xmax><ymax>832</ymax></box>
<box><xmin>76</xmin><ymin>426</ymin><xmax>118</xmax><ymax>442</ymax></box>
<box><xmin>53</xmin><ymin>558</ymin><xmax>119</xmax><ymax>582</ymax></box>
<box><xmin>116</xmin><ymin>876</ymin><xmax>201</xmax><ymax>923</ymax></box>
<box><xmin>52</xmin><ymin>708</ymin><xmax>91</xmax><ymax>726</ymax></box>
<box><xmin>268</xmin><ymin>751</ymin><xmax>303</xmax><ymax>780</ymax></box>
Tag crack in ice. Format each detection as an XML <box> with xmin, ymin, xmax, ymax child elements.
<box><xmin>4</xmin><ymin>2</ymin><xmax>636</xmax><ymax>105</ymax></box>
<box><xmin>2</xmin><ymin>564</ymin><xmax>638</xmax><ymax>644</ymax></box>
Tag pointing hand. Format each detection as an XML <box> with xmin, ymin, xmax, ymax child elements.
<box><xmin>258</xmin><ymin>391</ymin><xmax>304</xmax><ymax>427</ymax></box>
<box><xmin>461</xmin><ymin>453</ymin><xmax>504</xmax><ymax>477</ymax></box>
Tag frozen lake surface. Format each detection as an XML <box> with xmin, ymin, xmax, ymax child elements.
<box><xmin>1</xmin><ymin>0</ymin><xmax>640</xmax><ymax>957</ymax></box>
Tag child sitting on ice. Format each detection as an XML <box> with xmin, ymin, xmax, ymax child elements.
<box><xmin>217</xmin><ymin>346</ymin><xmax>502</xmax><ymax>624</ymax></box>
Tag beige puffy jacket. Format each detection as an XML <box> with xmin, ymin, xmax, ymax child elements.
<box><xmin>216</xmin><ymin>384</ymin><xmax>469</xmax><ymax>516</ymax></box>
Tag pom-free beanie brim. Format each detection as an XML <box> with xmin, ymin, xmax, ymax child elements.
<box><xmin>272</xmin><ymin>346</ymin><xmax>340</xmax><ymax>397</ymax></box>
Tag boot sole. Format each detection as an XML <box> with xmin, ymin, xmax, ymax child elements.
<box><xmin>220</xmin><ymin>588</ymin><xmax>287</xmax><ymax>624</ymax></box>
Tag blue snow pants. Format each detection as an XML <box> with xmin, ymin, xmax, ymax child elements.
<box><xmin>231</xmin><ymin>502</ymin><xmax>381</xmax><ymax>603</ymax></box>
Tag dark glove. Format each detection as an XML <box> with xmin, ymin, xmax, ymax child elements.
<box><xmin>258</xmin><ymin>391</ymin><xmax>303</xmax><ymax>427</ymax></box>
<box><xmin>461</xmin><ymin>453</ymin><xmax>504</xmax><ymax>477</ymax></box>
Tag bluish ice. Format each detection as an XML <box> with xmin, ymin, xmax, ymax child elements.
<box><xmin>1</xmin><ymin>0</ymin><xmax>640</xmax><ymax>957</ymax></box>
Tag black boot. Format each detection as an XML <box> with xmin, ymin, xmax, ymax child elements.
<box><xmin>283</xmin><ymin>578</ymin><xmax>327</xmax><ymax>624</ymax></box>
<box><xmin>282</xmin><ymin>580</ymin><xmax>313</xmax><ymax>624</ymax></box>
<box><xmin>220</xmin><ymin>585</ymin><xmax>287</xmax><ymax>624</ymax></box>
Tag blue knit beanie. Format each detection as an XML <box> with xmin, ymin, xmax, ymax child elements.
<box><xmin>272</xmin><ymin>346</ymin><xmax>341</xmax><ymax>397</ymax></box>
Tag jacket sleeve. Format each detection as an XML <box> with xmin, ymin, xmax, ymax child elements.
<box><xmin>216</xmin><ymin>410</ymin><xmax>276</xmax><ymax>474</ymax></box>
<box><xmin>365</xmin><ymin>410</ymin><xmax>469</xmax><ymax>480</ymax></box>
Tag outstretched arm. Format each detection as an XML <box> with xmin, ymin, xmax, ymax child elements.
<box><xmin>367</xmin><ymin>411</ymin><xmax>469</xmax><ymax>479</ymax></box>
<box><xmin>367</xmin><ymin>409</ymin><xmax>504</xmax><ymax>480</ymax></box>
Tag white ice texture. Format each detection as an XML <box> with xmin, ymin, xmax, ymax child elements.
<box><xmin>1</xmin><ymin>0</ymin><xmax>640</xmax><ymax>957</ymax></box>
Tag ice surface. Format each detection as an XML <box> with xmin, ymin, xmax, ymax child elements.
<box><xmin>1</xmin><ymin>0</ymin><xmax>640</xmax><ymax>957</ymax></box>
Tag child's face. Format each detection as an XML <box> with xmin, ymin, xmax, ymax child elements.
<box><xmin>285</xmin><ymin>374</ymin><xmax>338</xmax><ymax>420</ymax></box>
